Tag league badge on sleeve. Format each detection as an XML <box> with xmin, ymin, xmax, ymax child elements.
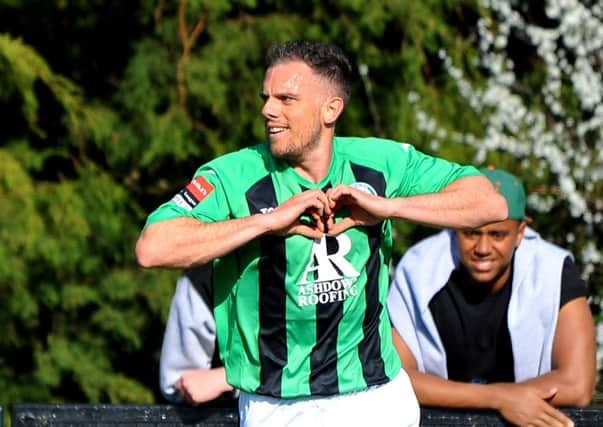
<box><xmin>172</xmin><ymin>175</ymin><xmax>215</xmax><ymax>211</ymax></box>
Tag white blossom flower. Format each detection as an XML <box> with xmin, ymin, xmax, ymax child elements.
<box><xmin>413</xmin><ymin>0</ymin><xmax>602</xmax><ymax>281</ymax></box>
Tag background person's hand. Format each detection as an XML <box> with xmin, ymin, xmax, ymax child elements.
<box><xmin>493</xmin><ymin>383</ymin><xmax>574</xmax><ymax>427</ymax></box>
<box><xmin>175</xmin><ymin>367</ymin><xmax>233</xmax><ymax>405</ymax></box>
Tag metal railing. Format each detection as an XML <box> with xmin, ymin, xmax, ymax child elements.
<box><xmin>9</xmin><ymin>404</ymin><xmax>603</xmax><ymax>426</ymax></box>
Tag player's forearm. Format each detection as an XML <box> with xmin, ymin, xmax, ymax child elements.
<box><xmin>390</xmin><ymin>175</ymin><xmax>508</xmax><ymax>229</ymax></box>
<box><xmin>136</xmin><ymin>214</ymin><xmax>271</xmax><ymax>268</ymax></box>
<box><xmin>407</xmin><ymin>370</ymin><xmax>498</xmax><ymax>409</ymax></box>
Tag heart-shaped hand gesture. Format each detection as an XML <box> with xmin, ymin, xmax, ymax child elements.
<box><xmin>266</xmin><ymin>188</ymin><xmax>332</xmax><ymax>239</ymax></box>
<box><xmin>265</xmin><ymin>185</ymin><xmax>388</xmax><ymax>238</ymax></box>
<box><xmin>325</xmin><ymin>184</ymin><xmax>388</xmax><ymax>235</ymax></box>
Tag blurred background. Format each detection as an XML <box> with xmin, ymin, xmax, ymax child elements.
<box><xmin>1</xmin><ymin>0</ymin><xmax>601</xmax><ymax>414</ymax></box>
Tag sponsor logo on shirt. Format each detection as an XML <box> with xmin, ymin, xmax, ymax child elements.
<box><xmin>172</xmin><ymin>175</ymin><xmax>214</xmax><ymax>211</ymax></box>
<box><xmin>296</xmin><ymin>235</ymin><xmax>360</xmax><ymax>306</ymax></box>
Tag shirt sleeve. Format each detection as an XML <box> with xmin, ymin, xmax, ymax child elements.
<box><xmin>145</xmin><ymin>167</ymin><xmax>232</xmax><ymax>226</ymax></box>
<box><xmin>388</xmin><ymin>143</ymin><xmax>481</xmax><ymax>198</ymax></box>
<box><xmin>559</xmin><ymin>256</ymin><xmax>589</xmax><ymax>308</ymax></box>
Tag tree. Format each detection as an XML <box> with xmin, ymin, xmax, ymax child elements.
<box><xmin>0</xmin><ymin>33</ymin><xmax>176</xmax><ymax>405</ymax></box>
<box><xmin>403</xmin><ymin>0</ymin><xmax>603</xmax><ymax>304</ymax></box>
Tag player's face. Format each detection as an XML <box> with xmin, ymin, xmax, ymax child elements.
<box><xmin>261</xmin><ymin>60</ymin><xmax>330</xmax><ymax>161</ymax></box>
<box><xmin>455</xmin><ymin>219</ymin><xmax>526</xmax><ymax>291</ymax></box>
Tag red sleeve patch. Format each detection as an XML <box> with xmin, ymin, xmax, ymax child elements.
<box><xmin>185</xmin><ymin>175</ymin><xmax>215</xmax><ymax>202</ymax></box>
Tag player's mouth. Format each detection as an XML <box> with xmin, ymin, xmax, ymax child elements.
<box><xmin>266</xmin><ymin>122</ymin><xmax>289</xmax><ymax>134</ymax></box>
<box><xmin>268</xmin><ymin>126</ymin><xmax>288</xmax><ymax>134</ymax></box>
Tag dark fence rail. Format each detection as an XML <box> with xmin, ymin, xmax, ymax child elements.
<box><xmin>10</xmin><ymin>404</ymin><xmax>603</xmax><ymax>426</ymax></box>
<box><xmin>12</xmin><ymin>404</ymin><xmax>236</xmax><ymax>427</ymax></box>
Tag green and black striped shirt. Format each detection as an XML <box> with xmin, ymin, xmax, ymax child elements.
<box><xmin>146</xmin><ymin>136</ymin><xmax>479</xmax><ymax>399</ymax></box>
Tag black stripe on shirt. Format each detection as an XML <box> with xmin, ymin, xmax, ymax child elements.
<box><xmin>246</xmin><ymin>175</ymin><xmax>287</xmax><ymax>397</ymax></box>
<box><xmin>310</xmin><ymin>234</ymin><xmax>344</xmax><ymax>395</ymax></box>
<box><xmin>293</xmin><ymin>183</ymin><xmax>342</xmax><ymax>395</ymax></box>
<box><xmin>350</xmin><ymin>163</ymin><xmax>388</xmax><ymax>386</ymax></box>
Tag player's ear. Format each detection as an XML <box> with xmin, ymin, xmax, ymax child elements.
<box><xmin>323</xmin><ymin>96</ymin><xmax>344</xmax><ymax>126</ymax></box>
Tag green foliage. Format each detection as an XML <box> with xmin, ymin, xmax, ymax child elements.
<box><xmin>0</xmin><ymin>23</ymin><xmax>175</xmax><ymax>407</ymax></box>
<box><xmin>0</xmin><ymin>35</ymin><xmax>83</xmax><ymax>137</ymax></box>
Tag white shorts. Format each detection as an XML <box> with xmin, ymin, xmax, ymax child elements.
<box><xmin>238</xmin><ymin>369</ymin><xmax>420</xmax><ymax>427</ymax></box>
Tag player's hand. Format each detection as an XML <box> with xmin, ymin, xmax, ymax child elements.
<box><xmin>325</xmin><ymin>184</ymin><xmax>390</xmax><ymax>235</ymax></box>
<box><xmin>266</xmin><ymin>189</ymin><xmax>331</xmax><ymax>239</ymax></box>
<box><xmin>492</xmin><ymin>384</ymin><xmax>574</xmax><ymax>427</ymax></box>
<box><xmin>175</xmin><ymin>368</ymin><xmax>233</xmax><ymax>405</ymax></box>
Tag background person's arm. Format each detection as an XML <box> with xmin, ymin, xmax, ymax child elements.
<box><xmin>392</xmin><ymin>329</ymin><xmax>574</xmax><ymax>427</ymax></box>
<box><xmin>516</xmin><ymin>297</ymin><xmax>596</xmax><ymax>407</ymax></box>
<box><xmin>159</xmin><ymin>274</ymin><xmax>225</xmax><ymax>404</ymax></box>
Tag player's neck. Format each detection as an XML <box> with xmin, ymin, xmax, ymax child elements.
<box><xmin>292</xmin><ymin>137</ymin><xmax>334</xmax><ymax>183</ymax></box>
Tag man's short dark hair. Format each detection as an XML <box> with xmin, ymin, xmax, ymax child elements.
<box><xmin>265</xmin><ymin>40</ymin><xmax>352</xmax><ymax>103</ymax></box>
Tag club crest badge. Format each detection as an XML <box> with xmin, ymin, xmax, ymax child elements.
<box><xmin>350</xmin><ymin>181</ymin><xmax>377</xmax><ymax>196</ymax></box>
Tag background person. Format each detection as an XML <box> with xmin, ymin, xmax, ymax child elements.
<box><xmin>387</xmin><ymin>167</ymin><xmax>596</xmax><ymax>427</ymax></box>
<box><xmin>159</xmin><ymin>263</ymin><xmax>237</xmax><ymax>406</ymax></box>
<box><xmin>136</xmin><ymin>40</ymin><xmax>507</xmax><ymax>427</ymax></box>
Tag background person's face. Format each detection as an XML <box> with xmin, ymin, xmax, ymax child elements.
<box><xmin>261</xmin><ymin>60</ymin><xmax>329</xmax><ymax>161</ymax></box>
<box><xmin>455</xmin><ymin>220</ymin><xmax>526</xmax><ymax>291</ymax></box>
